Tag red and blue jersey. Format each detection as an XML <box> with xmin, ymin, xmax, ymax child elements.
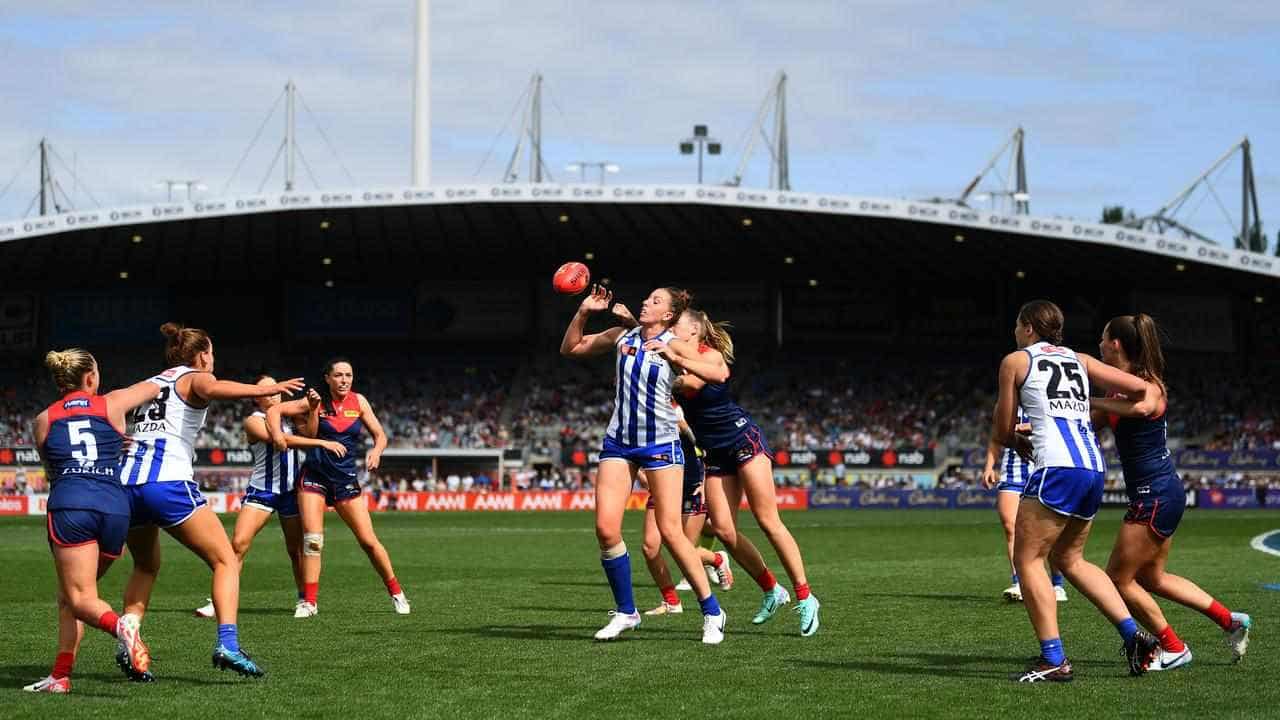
<box><xmin>675</xmin><ymin>346</ymin><xmax>755</xmax><ymax>450</ymax></box>
<box><xmin>1108</xmin><ymin>397</ymin><xmax>1178</xmax><ymax>494</ymax></box>
<box><xmin>304</xmin><ymin>392</ymin><xmax>364</xmax><ymax>479</ymax></box>
<box><xmin>41</xmin><ymin>391</ymin><xmax>129</xmax><ymax>515</ymax></box>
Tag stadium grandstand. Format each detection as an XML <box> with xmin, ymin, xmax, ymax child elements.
<box><xmin>1</xmin><ymin>184</ymin><xmax>1277</xmax><ymax>505</ymax></box>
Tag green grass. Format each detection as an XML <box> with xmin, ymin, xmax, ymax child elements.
<box><xmin>1</xmin><ymin>509</ymin><xmax>1276</xmax><ymax>719</ymax></box>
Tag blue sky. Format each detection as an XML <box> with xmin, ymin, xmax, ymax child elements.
<box><xmin>0</xmin><ymin>1</ymin><xmax>1277</xmax><ymax>250</ymax></box>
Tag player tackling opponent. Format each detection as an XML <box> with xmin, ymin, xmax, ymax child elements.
<box><xmin>561</xmin><ymin>285</ymin><xmax>727</xmax><ymax>644</ymax></box>
<box><xmin>652</xmin><ymin>307</ymin><xmax>821</xmax><ymax>636</ymax></box>
<box><xmin>992</xmin><ymin>300</ymin><xmax>1159</xmax><ymax>682</ymax></box>
<box><xmin>1091</xmin><ymin>313</ymin><xmax>1251</xmax><ymax>670</ymax></box>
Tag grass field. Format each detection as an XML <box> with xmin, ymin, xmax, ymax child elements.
<box><xmin>1</xmin><ymin>508</ymin><xmax>1276</xmax><ymax>719</ymax></box>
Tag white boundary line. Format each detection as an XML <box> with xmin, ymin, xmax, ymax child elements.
<box><xmin>1250</xmin><ymin>529</ymin><xmax>1280</xmax><ymax>557</ymax></box>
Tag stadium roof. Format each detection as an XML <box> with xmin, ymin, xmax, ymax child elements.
<box><xmin>1</xmin><ymin>184</ymin><xmax>1276</xmax><ymax>293</ymax></box>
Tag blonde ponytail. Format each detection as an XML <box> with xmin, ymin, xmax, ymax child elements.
<box><xmin>690</xmin><ymin>310</ymin><xmax>735</xmax><ymax>365</ymax></box>
<box><xmin>44</xmin><ymin>348</ymin><xmax>96</xmax><ymax>393</ymax></box>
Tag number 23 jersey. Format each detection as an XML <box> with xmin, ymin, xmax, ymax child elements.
<box><xmin>1019</xmin><ymin>342</ymin><xmax>1105</xmax><ymax>473</ymax></box>
<box><xmin>121</xmin><ymin>365</ymin><xmax>208</xmax><ymax>484</ymax></box>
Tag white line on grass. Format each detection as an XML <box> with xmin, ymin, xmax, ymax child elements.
<box><xmin>1250</xmin><ymin>529</ymin><xmax>1280</xmax><ymax>557</ymax></box>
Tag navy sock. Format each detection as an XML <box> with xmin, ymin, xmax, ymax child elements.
<box><xmin>297</xmin><ymin>590</ymin><xmax>305</xmax><ymax>601</ymax></box>
<box><xmin>1052</xmin><ymin>574</ymin><xmax>1065</xmax><ymax>587</ymax></box>
<box><xmin>698</xmin><ymin>593</ymin><xmax>722</xmax><ymax>617</ymax></box>
<box><xmin>601</xmin><ymin>553</ymin><xmax>636</xmax><ymax>615</ymax></box>
<box><xmin>1011</xmin><ymin>573</ymin><xmax>1019</xmax><ymax>585</ymax></box>
<box><xmin>217</xmin><ymin>624</ymin><xmax>240</xmax><ymax>653</ymax></box>
<box><xmin>1116</xmin><ymin>617</ymin><xmax>1139</xmax><ymax>643</ymax></box>
<box><xmin>1040</xmin><ymin>637</ymin><xmax>1065</xmax><ymax>665</ymax></box>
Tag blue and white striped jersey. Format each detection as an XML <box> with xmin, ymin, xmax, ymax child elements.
<box><xmin>247</xmin><ymin>411</ymin><xmax>298</xmax><ymax>494</ymax></box>
<box><xmin>1000</xmin><ymin>408</ymin><xmax>1035</xmax><ymax>485</ymax></box>
<box><xmin>121</xmin><ymin>366</ymin><xmax>207</xmax><ymax>484</ymax></box>
<box><xmin>605</xmin><ymin>327</ymin><xmax>680</xmax><ymax>447</ymax></box>
<box><xmin>1020</xmin><ymin>342</ymin><xmax>1105</xmax><ymax>473</ymax></box>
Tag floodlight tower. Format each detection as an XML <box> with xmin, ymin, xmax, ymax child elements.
<box><xmin>679</xmin><ymin>125</ymin><xmax>721</xmax><ymax>184</ymax></box>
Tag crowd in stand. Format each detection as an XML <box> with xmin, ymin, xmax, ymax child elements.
<box><xmin>1</xmin><ymin>352</ymin><xmax>1277</xmax><ymax>492</ymax></box>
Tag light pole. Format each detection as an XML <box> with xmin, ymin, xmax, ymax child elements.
<box><xmin>155</xmin><ymin>179</ymin><xmax>207</xmax><ymax>202</ymax></box>
<box><xmin>679</xmin><ymin>125</ymin><xmax>721</xmax><ymax>184</ymax></box>
<box><xmin>565</xmin><ymin>162</ymin><xmax>621</xmax><ymax>185</ymax></box>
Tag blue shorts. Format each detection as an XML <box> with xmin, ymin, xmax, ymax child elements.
<box><xmin>703</xmin><ymin>424</ymin><xmax>773</xmax><ymax>476</ymax></box>
<box><xmin>127</xmin><ymin>481</ymin><xmax>207</xmax><ymax>528</ymax></box>
<box><xmin>47</xmin><ymin>509</ymin><xmax>129</xmax><ymax>558</ymax></box>
<box><xmin>1022</xmin><ymin>467</ymin><xmax>1104</xmax><ymax>520</ymax></box>
<box><xmin>1124</xmin><ymin>474</ymin><xmax>1185</xmax><ymax>538</ymax></box>
<box><xmin>242</xmin><ymin>486</ymin><xmax>300</xmax><ymax>518</ymax></box>
<box><xmin>600</xmin><ymin>436</ymin><xmax>684</xmax><ymax>470</ymax></box>
<box><xmin>299</xmin><ymin>465</ymin><xmax>362</xmax><ymax>506</ymax></box>
<box><xmin>646</xmin><ymin>453</ymin><xmax>706</xmax><ymax>515</ymax></box>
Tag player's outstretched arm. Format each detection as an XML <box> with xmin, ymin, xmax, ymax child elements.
<box><xmin>189</xmin><ymin>373</ymin><xmax>305</xmax><ymax>402</ymax></box>
<box><xmin>561</xmin><ymin>284</ymin><xmax>624</xmax><ymax>358</ymax></box>
<box><xmin>266</xmin><ymin>398</ymin><xmax>312</xmax><ymax>450</ymax></box>
<box><xmin>246</xmin><ymin>412</ymin><xmax>345</xmax><ymax>456</ymax></box>
<box><xmin>103</xmin><ymin>380</ymin><xmax>163</xmax><ymax>428</ymax></box>
<box><xmin>1090</xmin><ymin>381</ymin><xmax>1165</xmax><ymax>420</ymax></box>
<box><xmin>654</xmin><ymin>340</ymin><xmax>730</xmax><ymax>384</ymax></box>
<box><xmin>1078</xmin><ymin>353</ymin><xmax>1147</xmax><ymax>399</ymax></box>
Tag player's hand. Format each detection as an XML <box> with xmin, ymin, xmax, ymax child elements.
<box><xmin>1015</xmin><ymin>422</ymin><xmax>1032</xmax><ymax>435</ymax></box>
<box><xmin>642</xmin><ymin>339</ymin><xmax>674</xmax><ymax>360</ymax></box>
<box><xmin>579</xmin><ymin>284</ymin><xmax>612</xmax><ymax>313</ymax></box>
<box><xmin>273</xmin><ymin>377</ymin><xmax>306</xmax><ymax>396</ymax></box>
<box><xmin>981</xmin><ymin>467</ymin><xmax>999</xmax><ymax>489</ymax></box>
<box><xmin>306</xmin><ymin>388</ymin><xmax>323</xmax><ymax>410</ymax></box>
<box><xmin>692</xmin><ymin>481</ymin><xmax>704</xmax><ymax>498</ymax></box>
<box><xmin>323</xmin><ymin>440</ymin><xmax>347</xmax><ymax>458</ymax></box>
<box><xmin>611</xmin><ymin>302</ymin><xmax>637</xmax><ymax>327</ymax></box>
<box><xmin>365</xmin><ymin>448</ymin><xmax>382</xmax><ymax>472</ymax></box>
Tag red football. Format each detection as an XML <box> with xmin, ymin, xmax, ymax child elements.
<box><xmin>552</xmin><ymin>262</ymin><xmax>590</xmax><ymax>295</ymax></box>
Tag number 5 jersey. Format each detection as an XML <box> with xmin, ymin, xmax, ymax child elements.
<box><xmin>42</xmin><ymin>390</ymin><xmax>129</xmax><ymax>513</ymax></box>
<box><xmin>1019</xmin><ymin>342</ymin><xmax>1106</xmax><ymax>474</ymax></box>
<box><xmin>121</xmin><ymin>366</ymin><xmax>208</xmax><ymax>485</ymax></box>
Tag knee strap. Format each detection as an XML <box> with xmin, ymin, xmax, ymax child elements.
<box><xmin>601</xmin><ymin>541</ymin><xmax>627</xmax><ymax>561</ymax></box>
<box><xmin>303</xmin><ymin>533</ymin><xmax>324</xmax><ymax>556</ymax></box>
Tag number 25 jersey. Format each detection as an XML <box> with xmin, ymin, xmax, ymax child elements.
<box><xmin>121</xmin><ymin>366</ymin><xmax>208</xmax><ymax>484</ymax></box>
<box><xmin>1019</xmin><ymin>342</ymin><xmax>1105</xmax><ymax>473</ymax></box>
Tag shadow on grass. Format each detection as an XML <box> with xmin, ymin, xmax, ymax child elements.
<box><xmin>0</xmin><ymin>663</ymin><xmax>239</xmax><ymax>691</ymax></box>
<box><xmin>859</xmin><ymin>592</ymin><xmax>996</xmax><ymax>603</ymax></box>
<box><xmin>533</xmin><ymin>581</ymin><xmax>619</xmax><ymax>588</ymax></box>
<box><xmin>419</xmin><ymin>623</ymin><xmax>699</xmax><ymax>643</ymax></box>
<box><xmin>146</xmin><ymin>607</ymin><xmax>291</xmax><ymax>616</ymax></box>
<box><xmin>506</xmin><ymin>605</ymin><xmax>620</xmax><ymax>615</ymax></box>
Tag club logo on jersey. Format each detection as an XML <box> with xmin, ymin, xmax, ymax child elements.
<box><xmin>620</xmin><ymin>345</ymin><xmax>637</xmax><ymax>356</ymax></box>
<box><xmin>63</xmin><ymin>398</ymin><xmax>90</xmax><ymax>409</ymax></box>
